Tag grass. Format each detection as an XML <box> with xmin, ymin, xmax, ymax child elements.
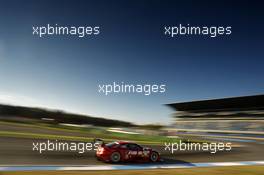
<box><xmin>0</xmin><ymin>121</ymin><xmax>180</xmax><ymax>145</ymax></box>
<box><xmin>1</xmin><ymin>166</ymin><xmax>264</xmax><ymax>175</ymax></box>
<box><xmin>0</xmin><ymin>131</ymin><xmax>163</xmax><ymax>144</ymax></box>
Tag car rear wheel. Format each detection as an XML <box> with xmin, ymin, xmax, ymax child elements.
<box><xmin>110</xmin><ymin>152</ymin><xmax>121</xmax><ymax>163</ymax></box>
<box><xmin>150</xmin><ymin>151</ymin><xmax>159</xmax><ymax>162</ymax></box>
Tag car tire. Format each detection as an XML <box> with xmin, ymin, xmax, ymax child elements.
<box><xmin>110</xmin><ymin>152</ymin><xmax>121</xmax><ymax>163</ymax></box>
<box><xmin>150</xmin><ymin>151</ymin><xmax>159</xmax><ymax>162</ymax></box>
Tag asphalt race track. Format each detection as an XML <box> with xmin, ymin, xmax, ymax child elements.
<box><xmin>0</xmin><ymin>121</ymin><xmax>263</xmax><ymax>166</ymax></box>
<box><xmin>0</xmin><ymin>137</ymin><xmax>263</xmax><ymax>165</ymax></box>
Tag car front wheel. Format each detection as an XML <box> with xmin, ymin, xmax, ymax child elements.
<box><xmin>150</xmin><ymin>151</ymin><xmax>159</xmax><ymax>162</ymax></box>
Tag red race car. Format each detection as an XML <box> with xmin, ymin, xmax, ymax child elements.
<box><xmin>95</xmin><ymin>140</ymin><xmax>160</xmax><ymax>163</ymax></box>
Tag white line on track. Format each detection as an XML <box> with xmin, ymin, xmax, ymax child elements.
<box><xmin>0</xmin><ymin>161</ymin><xmax>264</xmax><ymax>171</ymax></box>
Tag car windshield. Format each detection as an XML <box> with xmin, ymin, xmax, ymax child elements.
<box><xmin>105</xmin><ymin>142</ymin><xmax>118</xmax><ymax>148</ymax></box>
<box><xmin>127</xmin><ymin>144</ymin><xmax>142</xmax><ymax>150</ymax></box>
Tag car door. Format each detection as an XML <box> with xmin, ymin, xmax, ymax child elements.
<box><xmin>127</xmin><ymin>144</ymin><xmax>143</xmax><ymax>161</ymax></box>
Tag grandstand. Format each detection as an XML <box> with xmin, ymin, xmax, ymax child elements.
<box><xmin>167</xmin><ymin>95</ymin><xmax>264</xmax><ymax>135</ymax></box>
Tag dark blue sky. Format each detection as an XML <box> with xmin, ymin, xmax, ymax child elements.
<box><xmin>0</xmin><ymin>0</ymin><xmax>263</xmax><ymax>124</ymax></box>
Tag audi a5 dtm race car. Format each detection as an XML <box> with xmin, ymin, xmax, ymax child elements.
<box><xmin>95</xmin><ymin>139</ymin><xmax>160</xmax><ymax>163</ymax></box>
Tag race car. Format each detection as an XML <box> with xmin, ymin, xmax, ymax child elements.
<box><xmin>95</xmin><ymin>139</ymin><xmax>160</xmax><ymax>163</ymax></box>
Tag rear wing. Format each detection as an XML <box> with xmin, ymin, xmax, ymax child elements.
<box><xmin>93</xmin><ymin>138</ymin><xmax>105</xmax><ymax>146</ymax></box>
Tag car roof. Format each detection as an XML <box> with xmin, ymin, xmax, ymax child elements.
<box><xmin>115</xmin><ymin>141</ymin><xmax>137</xmax><ymax>145</ymax></box>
